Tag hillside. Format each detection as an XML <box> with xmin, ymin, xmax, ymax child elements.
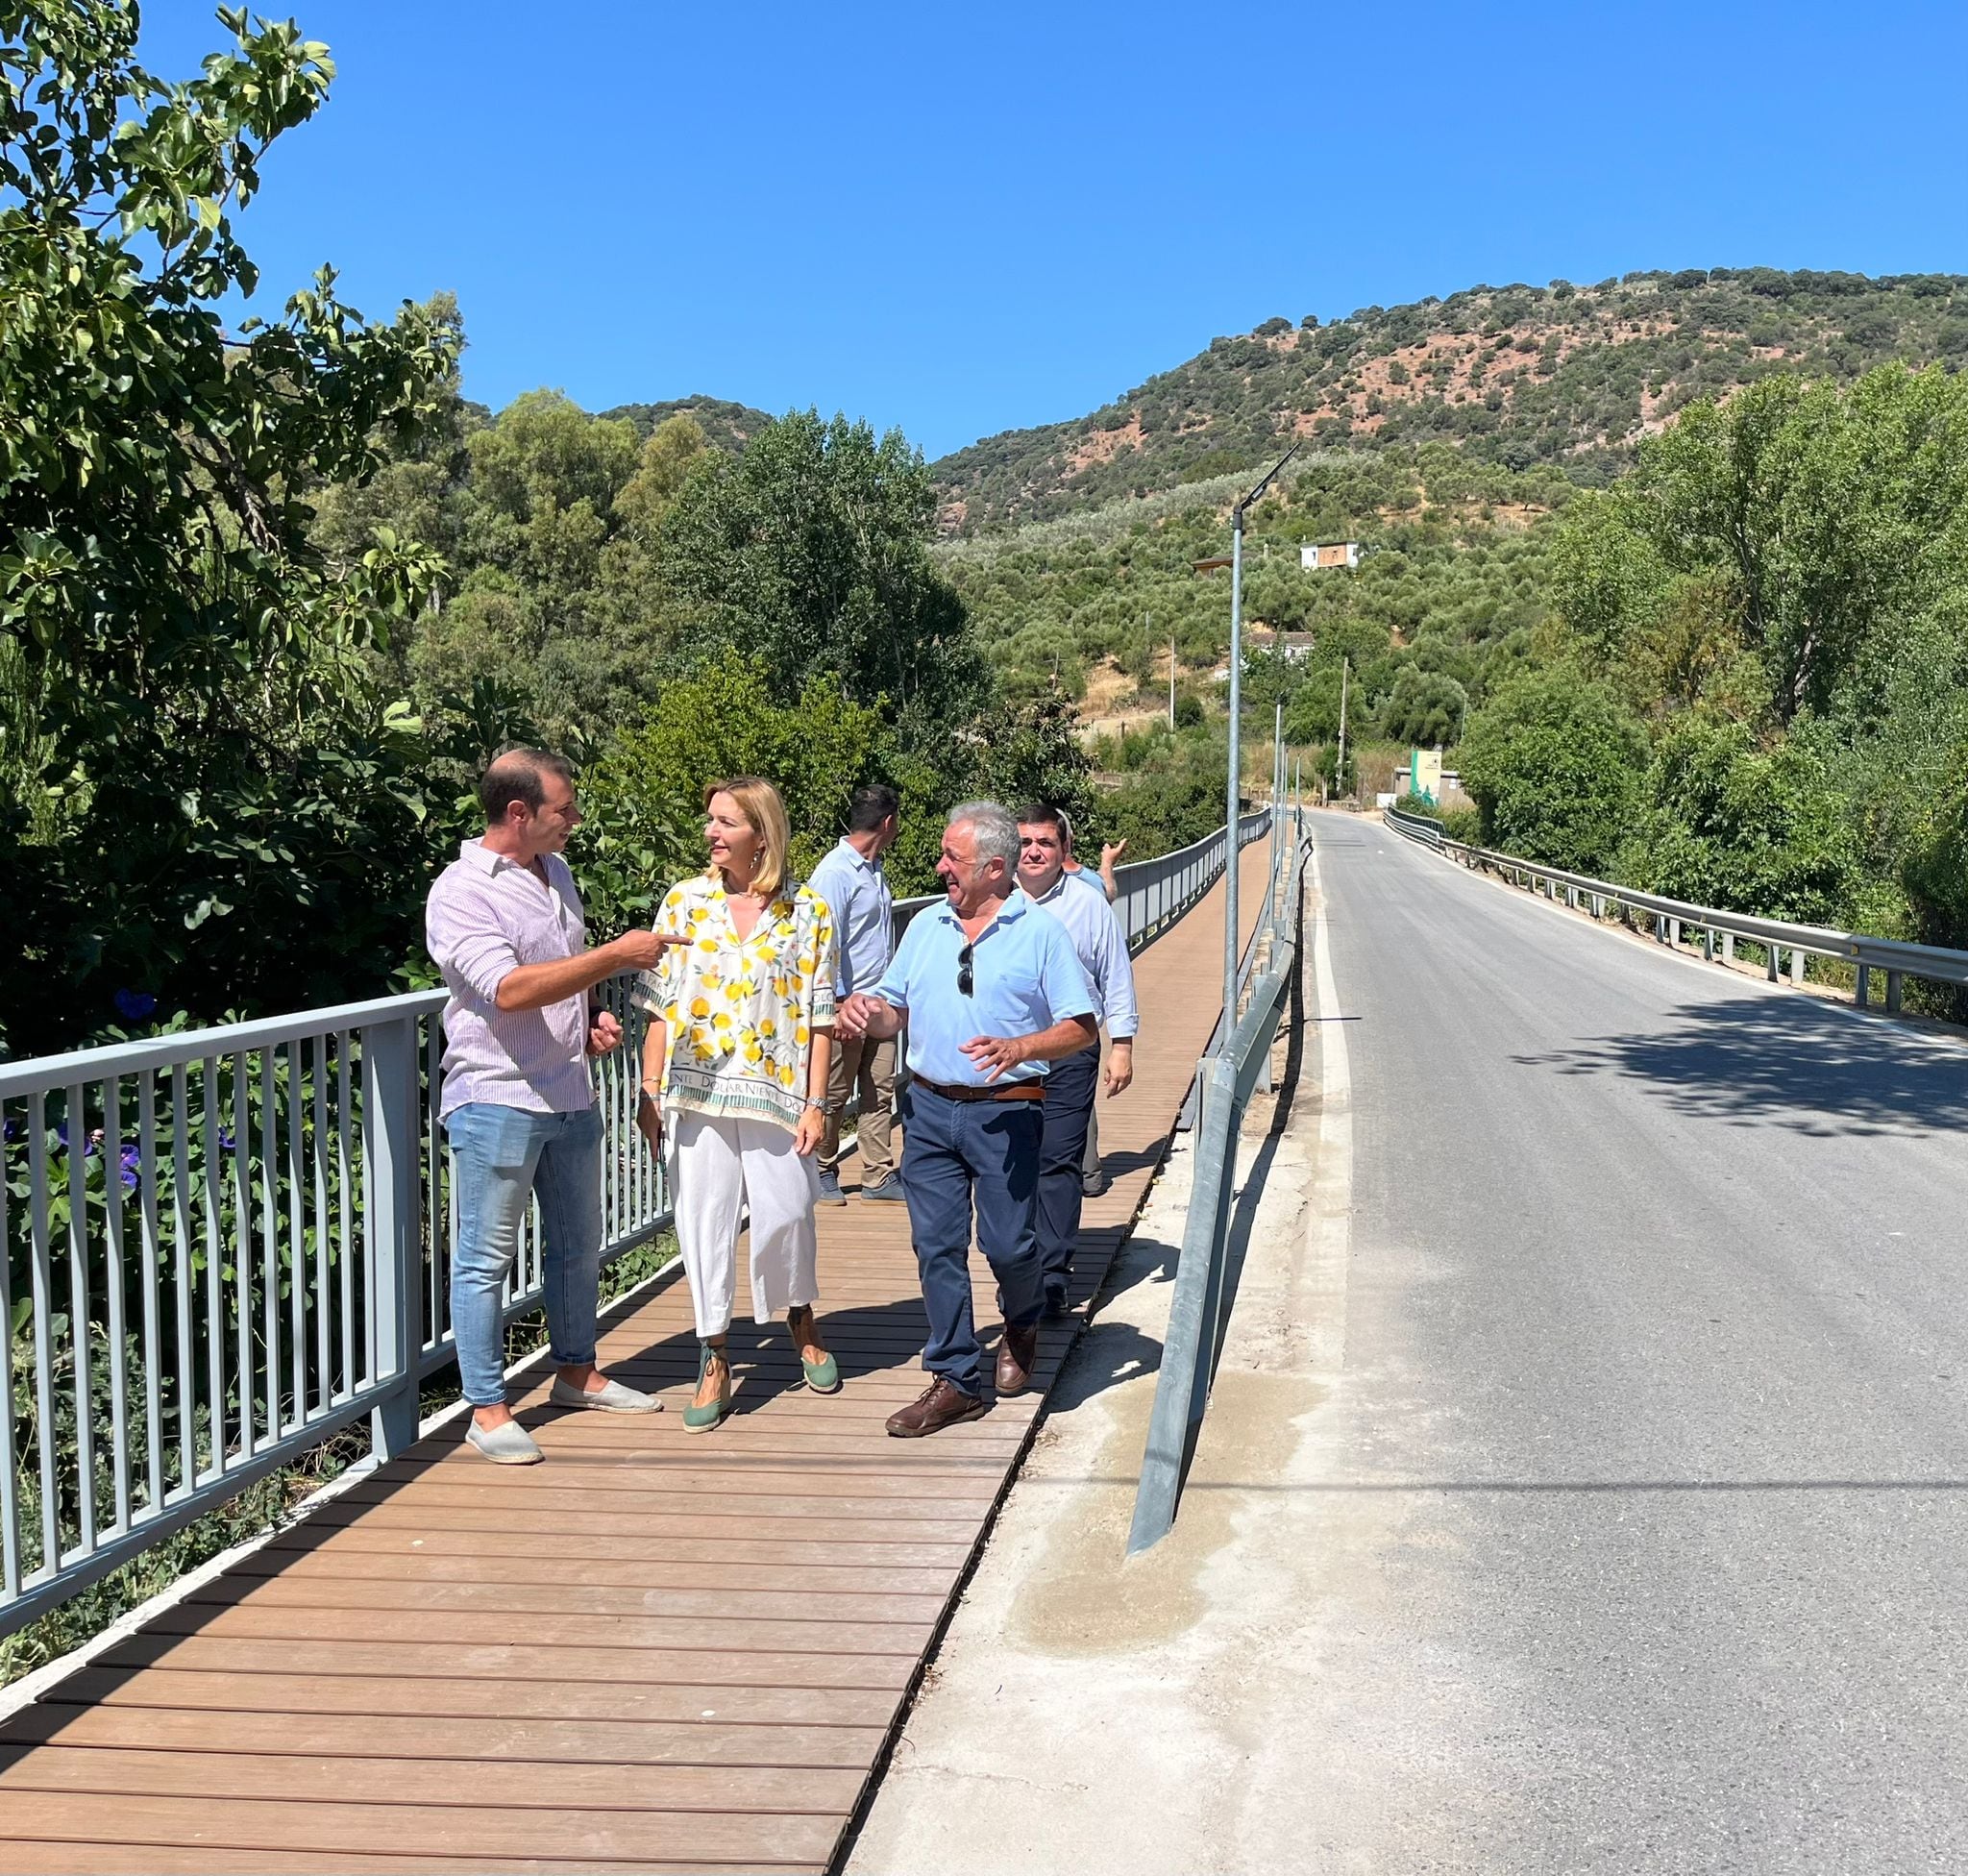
<box><xmin>932</xmin><ymin>267</ymin><xmax>1968</xmax><ymax>531</ymax></box>
<box><xmin>599</xmin><ymin>394</ymin><xmax>774</xmax><ymax>457</ymax></box>
<box><xmin>940</xmin><ymin>443</ymin><xmax>1565</xmax><ymax>731</ymax></box>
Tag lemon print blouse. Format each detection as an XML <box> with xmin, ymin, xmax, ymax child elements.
<box><xmin>634</xmin><ymin>874</ymin><xmax>838</xmax><ymax>1132</ymax></box>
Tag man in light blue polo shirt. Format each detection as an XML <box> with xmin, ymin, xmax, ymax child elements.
<box><xmin>836</xmin><ymin>801</ymin><xmax>1096</xmax><ymax>1437</ymax></box>
<box><xmin>807</xmin><ymin>783</ymin><xmax>900</xmax><ymax>1204</ymax></box>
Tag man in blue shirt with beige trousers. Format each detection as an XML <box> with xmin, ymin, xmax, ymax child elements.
<box><xmin>807</xmin><ymin>784</ymin><xmax>901</xmax><ymax>1203</ymax></box>
<box><xmin>836</xmin><ymin>801</ymin><xmax>1096</xmax><ymax>1437</ymax></box>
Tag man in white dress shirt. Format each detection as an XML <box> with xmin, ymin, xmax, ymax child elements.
<box><xmin>1017</xmin><ymin>802</ymin><xmax>1138</xmax><ymax>1315</ymax></box>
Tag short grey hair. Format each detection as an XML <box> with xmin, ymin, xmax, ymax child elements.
<box><xmin>947</xmin><ymin>799</ymin><xmax>1019</xmax><ymax>870</ymax></box>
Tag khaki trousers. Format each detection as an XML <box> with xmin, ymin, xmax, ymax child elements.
<box><xmin>819</xmin><ymin>1033</ymin><xmax>898</xmax><ymax>1185</ymax></box>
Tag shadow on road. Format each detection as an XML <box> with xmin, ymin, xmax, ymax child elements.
<box><xmin>1512</xmin><ymin>995</ymin><xmax>1968</xmax><ymax>1137</ymax></box>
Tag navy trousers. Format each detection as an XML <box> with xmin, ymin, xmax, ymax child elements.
<box><xmin>899</xmin><ymin>1083</ymin><xmax>1046</xmax><ymax>1397</ymax></box>
<box><xmin>1036</xmin><ymin>1045</ymin><xmax>1099</xmax><ymax>1293</ymax></box>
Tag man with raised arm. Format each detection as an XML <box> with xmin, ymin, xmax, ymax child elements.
<box><xmin>1017</xmin><ymin>803</ymin><xmax>1138</xmax><ymax>1315</ymax></box>
<box><xmin>425</xmin><ymin>749</ymin><xmax>679</xmax><ymax>1465</ymax></box>
<box><xmin>835</xmin><ymin>801</ymin><xmax>1096</xmax><ymax>1437</ymax></box>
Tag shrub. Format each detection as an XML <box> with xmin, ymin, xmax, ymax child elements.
<box><xmin>1458</xmin><ymin>667</ymin><xmax>1647</xmax><ymax>872</ymax></box>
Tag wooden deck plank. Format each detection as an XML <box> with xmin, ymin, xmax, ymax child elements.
<box><xmin>0</xmin><ymin>842</ymin><xmax>1272</xmax><ymax>1872</ymax></box>
<box><xmin>229</xmin><ymin>1550</ymin><xmax>963</xmax><ymax>1596</ymax></box>
<box><xmin>181</xmin><ymin>1575</ymin><xmax>953</xmax><ymax>1625</ymax></box>
<box><xmin>251</xmin><ymin>1527</ymin><xmax>974</xmax><ymax>1569</ymax></box>
<box><xmin>291</xmin><ymin>1500</ymin><xmax>991</xmax><ymax>1543</ymax></box>
<box><xmin>0</xmin><ymin>1850</ymin><xmax>809</xmax><ymax>1876</ymax></box>
<box><xmin>0</xmin><ymin>1744</ymin><xmax>865</xmax><ymax>1816</ymax></box>
<box><xmin>139</xmin><ymin>1604</ymin><xmax>936</xmax><ymax>1656</ymax></box>
<box><xmin>14</xmin><ymin>1700</ymin><xmax>889</xmax><ymax>1766</ymax></box>
<box><xmin>0</xmin><ymin>1792</ymin><xmax>841</xmax><ymax>1864</ymax></box>
<box><xmin>53</xmin><ymin>1666</ymin><xmax>897</xmax><ymax>1731</ymax></box>
<box><xmin>91</xmin><ymin>1636</ymin><xmax>922</xmax><ymax>1691</ymax></box>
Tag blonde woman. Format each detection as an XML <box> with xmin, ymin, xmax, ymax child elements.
<box><xmin>634</xmin><ymin>778</ymin><xmax>840</xmax><ymax>1431</ymax></box>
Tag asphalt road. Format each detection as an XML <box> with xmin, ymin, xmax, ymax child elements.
<box><xmin>1312</xmin><ymin>811</ymin><xmax>1968</xmax><ymax>1874</ymax></box>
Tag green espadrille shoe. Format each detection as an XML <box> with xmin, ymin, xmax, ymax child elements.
<box><xmin>682</xmin><ymin>1341</ymin><xmax>730</xmax><ymax>1432</ymax></box>
<box><xmin>789</xmin><ymin>1306</ymin><xmax>841</xmax><ymax>1395</ymax></box>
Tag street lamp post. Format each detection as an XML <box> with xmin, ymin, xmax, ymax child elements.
<box><xmin>1215</xmin><ymin>443</ymin><xmax>1299</xmax><ymax>1044</ymax></box>
<box><xmin>1273</xmin><ymin>696</ymin><xmax>1284</xmax><ymax>874</ymax></box>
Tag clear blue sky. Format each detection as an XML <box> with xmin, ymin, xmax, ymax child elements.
<box><xmin>141</xmin><ymin>0</ymin><xmax>1968</xmax><ymax>461</ymax></box>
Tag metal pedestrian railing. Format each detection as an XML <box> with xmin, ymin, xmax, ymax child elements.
<box><xmin>1383</xmin><ymin>806</ymin><xmax>1968</xmax><ymax>1012</ymax></box>
<box><xmin>1106</xmin><ymin>809</ymin><xmax>1272</xmax><ymax>959</ymax></box>
<box><xmin>1129</xmin><ymin>808</ymin><xmax>1309</xmax><ymax>1553</ymax></box>
<box><xmin>0</xmin><ymin>811</ymin><xmax>1267</xmax><ymax>1637</ymax></box>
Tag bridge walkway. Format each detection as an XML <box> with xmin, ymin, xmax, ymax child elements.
<box><xmin>0</xmin><ymin>843</ymin><xmax>1271</xmax><ymax>1875</ymax></box>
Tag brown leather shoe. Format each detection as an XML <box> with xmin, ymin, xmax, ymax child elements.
<box><xmin>886</xmin><ymin>1376</ymin><xmax>987</xmax><ymax>1439</ymax></box>
<box><xmin>995</xmin><ymin>1321</ymin><xmax>1039</xmax><ymax>1396</ymax></box>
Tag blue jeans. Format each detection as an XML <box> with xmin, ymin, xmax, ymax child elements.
<box><xmin>899</xmin><ymin>1084</ymin><xmax>1045</xmax><ymax>1398</ymax></box>
<box><xmin>1036</xmin><ymin>1045</ymin><xmax>1099</xmax><ymax>1290</ymax></box>
<box><xmin>446</xmin><ymin>1102</ymin><xmax>603</xmax><ymax>1407</ymax></box>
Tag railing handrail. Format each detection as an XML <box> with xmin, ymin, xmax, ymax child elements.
<box><xmin>0</xmin><ymin>991</ymin><xmax>450</xmax><ymax>1096</ymax></box>
<box><xmin>1382</xmin><ymin>807</ymin><xmax>1968</xmax><ymax>1000</ymax></box>
<box><xmin>1128</xmin><ymin>806</ymin><xmax>1309</xmax><ymax>1553</ymax></box>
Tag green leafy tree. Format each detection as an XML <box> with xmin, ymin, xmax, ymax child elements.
<box><xmin>1458</xmin><ymin>668</ymin><xmax>1646</xmax><ymax>872</ymax></box>
<box><xmin>0</xmin><ymin>2</ymin><xmax>463</xmax><ymax>1053</ymax></box>
<box><xmin>658</xmin><ymin>410</ymin><xmax>988</xmax><ymax>736</ymax></box>
<box><xmin>1283</xmin><ymin>665</ymin><xmax>1344</xmax><ymax>744</ymax></box>
<box><xmin>1380</xmin><ymin>668</ymin><xmax>1468</xmax><ymax>746</ymax></box>
<box><xmin>1100</xmin><ymin>726</ymin><xmax>1231</xmax><ymax>855</ymax></box>
<box><xmin>969</xmin><ymin>680</ymin><xmax>1098</xmax><ymax>830</ymax></box>
<box><xmin>611</xmin><ymin>413</ymin><xmax>707</xmax><ymax>542</ymax></box>
<box><xmin>1553</xmin><ymin>366</ymin><xmax>1968</xmax><ymax>726</ymax></box>
<box><xmin>579</xmin><ymin>651</ymin><xmax>895</xmax><ymax>930</ymax></box>
<box><xmin>1625</xmin><ymin>720</ymin><xmax>1859</xmax><ymax>923</ymax></box>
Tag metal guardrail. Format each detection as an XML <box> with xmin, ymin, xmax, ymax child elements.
<box><xmin>1383</xmin><ymin>806</ymin><xmax>1968</xmax><ymax>1012</ymax></box>
<box><xmin>1128</xmin><ymin>810</ymin><xmax>1309</xmax><ymax>1554</ymax></box>
<box><xmin>0</xmin><ymin>814</ymin><xmax>1263</xmax><ymax>1636</ymax></box>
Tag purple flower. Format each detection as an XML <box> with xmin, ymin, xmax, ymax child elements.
<box><xmin>112</xmin><ymin>988</ymin><xmax>158</xmax><ymax>1022</ymax></box>
<box><xmin>119</xmin><ymin>1147</ymin><xmax>142</xmax><ymax>1192</ymax></box>
<box><xmin>2</xmin><ymin>1117</ymin><xmax>21</xmax><ymax>1144</ymax></box>
<box><xmin>217</xmin><ymin>1128</ymin><xmax>236</xmax><ymax>1153</ymax></box>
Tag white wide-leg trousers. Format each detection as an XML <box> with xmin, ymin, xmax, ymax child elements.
<box><xmin>670</xmin><ymin>1111</ymin><xmax>821</xmax><ymax>1339</ymax></box>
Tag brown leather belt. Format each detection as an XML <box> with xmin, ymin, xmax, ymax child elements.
<box><xmin>913</xmin><ymin>1077</ymin><xmax>1046</xmax><ymax>1104</ymax></box>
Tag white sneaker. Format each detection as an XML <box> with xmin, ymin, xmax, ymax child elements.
<box><xmin>550</xmin><ymin>1376</ymin><xmax>661</xmax><ymax>1413</ymax></box>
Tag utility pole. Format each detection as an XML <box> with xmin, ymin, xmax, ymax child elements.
<box><xmin>1337</xmin><ymin>655</ymin><xmax>1350</xmax><ymax>804</ymax></box>
<box><xmin>1278</xmin><ymin>701</ymin><xmax>1289</xmax><ymax>893</ymax></box>
<box><xmin>1219</xmin><ymin>443</ymin><xmax>1299</xmax><ymax>1044</ymax></box>
<box><xmin>1168</xmin><ymin>629</ymin><xmax>1177</xmax><ymax>728</ymax></box>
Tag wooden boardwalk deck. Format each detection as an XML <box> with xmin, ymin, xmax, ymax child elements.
<box><xmin>0</xmin><ymin>846</ymin><xmax>1272</xmax><ymax>1874</ymax></box>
